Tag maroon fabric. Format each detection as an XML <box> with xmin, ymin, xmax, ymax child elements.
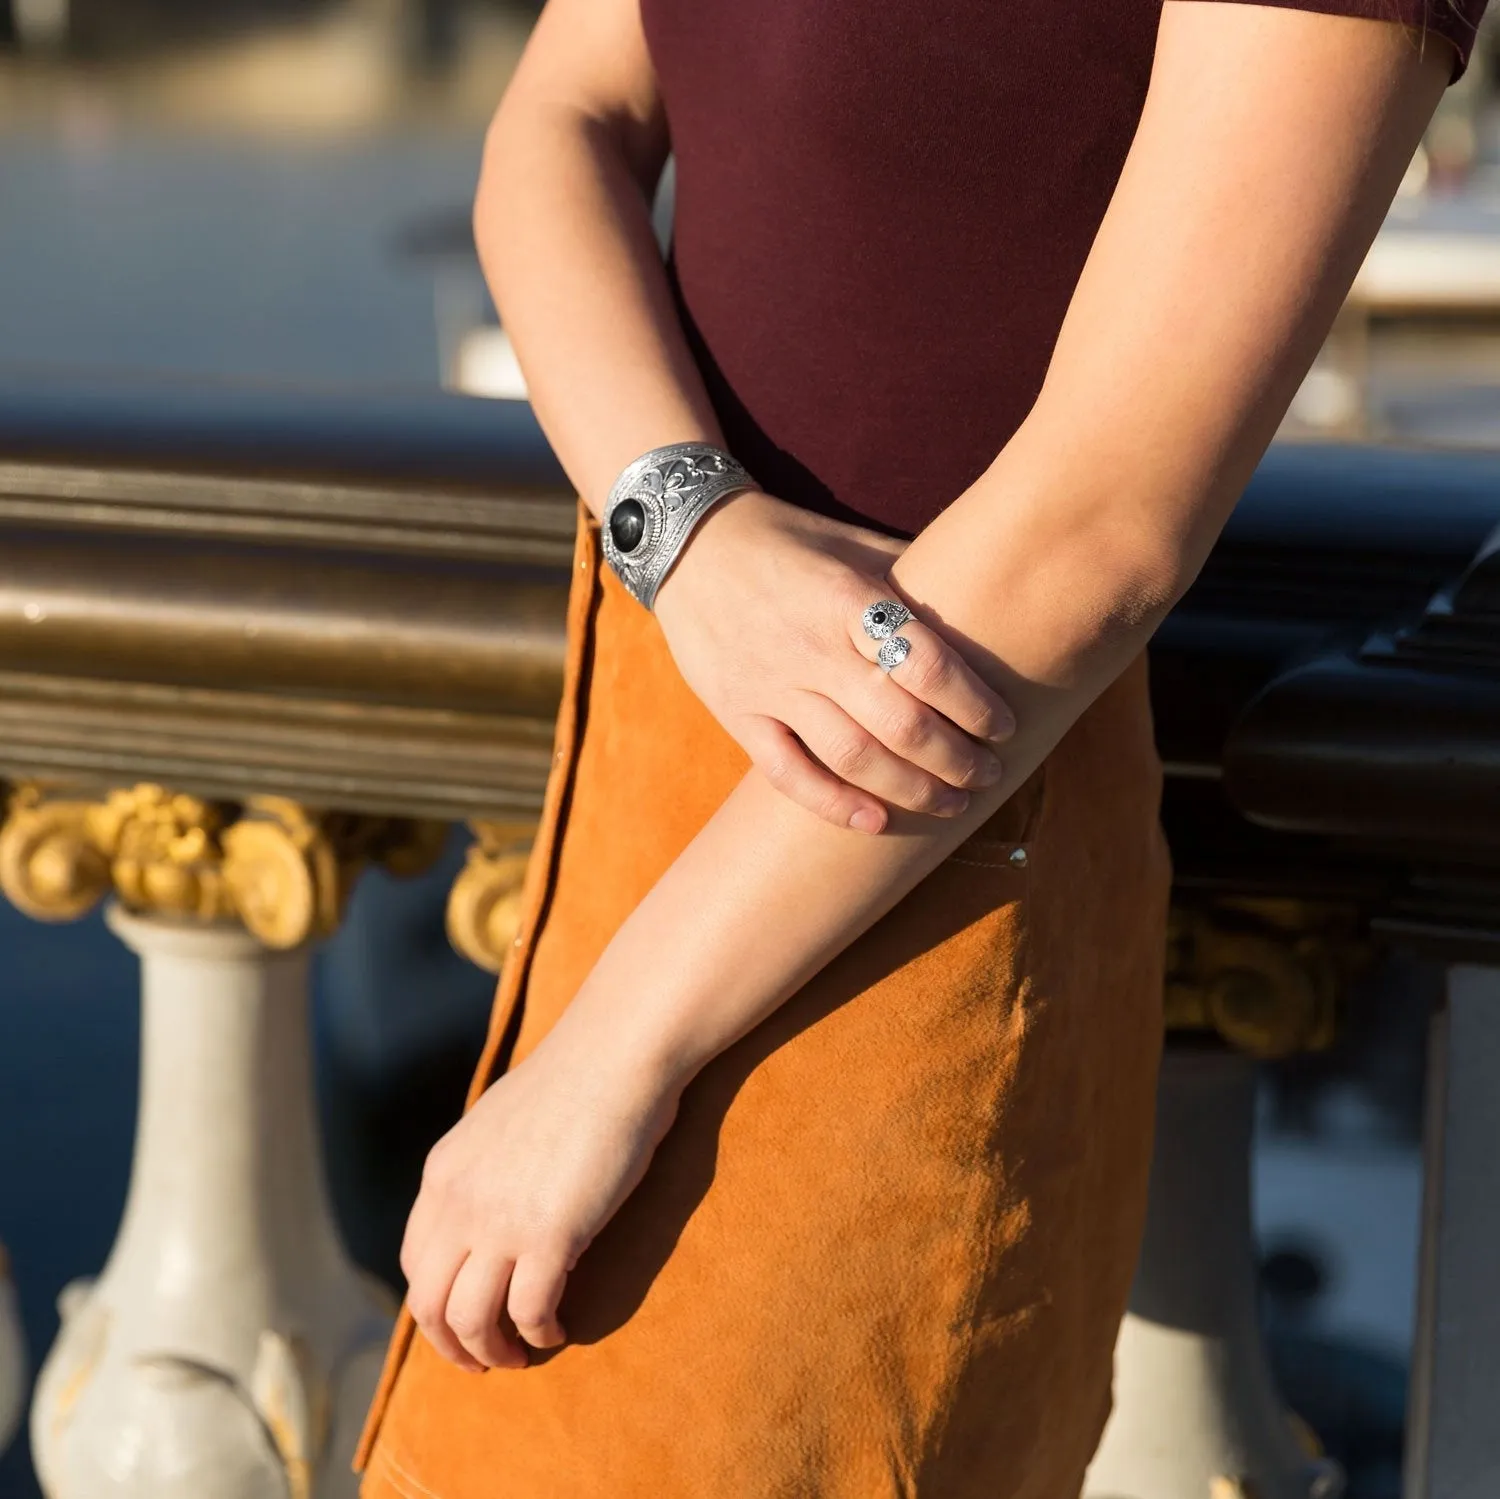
<box><xmin>642</xmin><ymin>0</ymin><xmax>1485</xmax><ymax>538</ymax></box>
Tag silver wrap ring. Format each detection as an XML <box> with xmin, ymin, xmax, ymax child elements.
<box><xmin>862</xmin><ymin>598</ymin><xmax>913</xmax><ymax>673</ymax></box>
<box><xmin>861</xmin><ymin>598</ymin><xmax>911</xmax><ymax>640</ymax></box>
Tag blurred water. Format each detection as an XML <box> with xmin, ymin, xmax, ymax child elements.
<box><xmin>0</xmin><ymin>131</ymin><xmax>483</xmax><ymax>386</ymax></box>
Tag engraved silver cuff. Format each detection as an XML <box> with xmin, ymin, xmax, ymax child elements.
<box><xmin>600</xmin><ymin>442</ymin><xmax>755</xmax><ymax>610</ymax></box>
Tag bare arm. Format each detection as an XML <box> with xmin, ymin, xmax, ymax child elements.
<box><xmin>476</xmin><ymin>0</ymin><xmax>1020</xmax><ymax>833</ymax></box>
<box><xmin>408</xmin><ymin>1</ymin><xmax>1452</xmax><ymax>1367</ymax></box>
<box><xmin>473</xmin><ymin>0</ymin><xmax>717</xmax><ymax>502</ymax></box>
<box><xmin>549</xmin><ymin>0</ymin><xmax>1450</xmax><ymax>1075</ymax></box>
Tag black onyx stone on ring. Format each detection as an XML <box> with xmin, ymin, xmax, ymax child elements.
<box><xmin>862</xmin><ymin>598</ymin><xmax>911</xmax><ymax>641</ymax></box>
<box><xmin>609</xmin><ymin>497</ymin><xmax>647</xmax><ymax>554</ymax></box>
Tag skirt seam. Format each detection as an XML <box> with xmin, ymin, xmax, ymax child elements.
<box><xmin>468</xmin><ymin>502</ymin><xmax>604</xmax><ymax>1102</ymax></box>
<box><xmin>913</xmin><ymin>901</ymin><xmax>1040</xmax><ymax>1483</ymax></box>
<box><xmin>351</xmin><ymin>498</ymin><xmax>602</xmax><ymax>1477</ymax></box>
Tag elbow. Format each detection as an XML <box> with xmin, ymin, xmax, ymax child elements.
<box><xmin>1023</xmin><ymin>518</ymin><xmax>1194</xmax><ymax>671</ymax></box>
<box><xmin>473</xmin><ymin>78</ymin><xmax>555</xmax><ymax>282</ymax></box>
<box><xmin>1051</xmin><ymin>501</ymin><xmax>1200</xmax><ymax>643</ymax></box>
<box><xmin>1100</xmin><ymin>526</ymin><xmax>1196</xmax><ymax>641</ymax></box>
<box><xmin>1108</xmin><ymin>555</ymin><xmax>1186</xmax><ymax>639</ymax></box>
<box><xmin>472</xmin><ymin>103</ymin><xmax>518</xmax><ymax>282</ymax></box>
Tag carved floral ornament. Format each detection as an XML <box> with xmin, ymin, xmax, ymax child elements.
<box><xmin>36</xmin><ymin>1276</ymin><xmax>395</xmax><ymax>1499</ymax></box>
<box><xmin>446</xmin><ymin>819</ymin><xmax>539</xmax><ymax>972</ymax></box>
<box><xmin>0</xmin><ymin>782</ymin><xmax>450</xmax><ymax>950</ymax></box>
<box><xmin>1163</xmin><ymin>896</ymin><xmax>1367</xmax><ymax>1060</ymax></box>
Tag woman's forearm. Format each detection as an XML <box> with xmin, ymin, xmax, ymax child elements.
<box><xmin>475</xmin><ymin>3</ymin><xmax>720</xmax><ymax>508</ymax></box>
<box><xmin>548</xmin><ymin>428</ymin><xmax>1176</xmax><ymax>1086</ymax></box>
<box><xmin>544</xmin><ymin>1</ymin><xmax>1452</xmax><ymax>1094</ymax></box>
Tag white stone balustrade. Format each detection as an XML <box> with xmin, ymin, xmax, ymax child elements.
<box><xmin>0</xmin><ymin>1239</ymin><xmax>24</xmax><ymax>1458</ymax></box>
<box><xmin>29</xmin><ymin>910</ymin><xmax>395</xmax><ymax>1499</ymax></box>
<box><xmin>1085</xmin><ymin>1047</ymin><xmax>1344</xmax><ymax>1499</ymax></box>
<box><xmin>1404</xmin><ymin>965</ymin><xmax>1500</xmax><ymax>1499</ymax></box>
<box><xmin>0</xmin><ymin>782</ymin><xmax>535</xmax><ymax>1499</ymax></box>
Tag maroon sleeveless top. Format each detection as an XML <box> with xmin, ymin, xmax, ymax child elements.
<box><xmin>641</xmin><ymin>0</ymin><xmax>1484</xmax><ymax>537</ymax></box>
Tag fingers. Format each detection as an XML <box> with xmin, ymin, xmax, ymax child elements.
<box><xmin>407</xmin><ymin>1245</ymin><xmax>487</xmax><ymax>1374</ymax></box>
<box><xmin>398</xmin><ymin>1177</ymin><xmax>437</xmax><ymax>1287</ymax></box>
<box><xmin>446</xmin><ymin>1253</ymin><xmax>527</xmax><ymax>1370</ymax></box>
<box><xmin>779</xmin><ymin>693</ymin><xmax>974</xmax><ymax>820</ymax></box>
<box><xmin>402</xmin><ymin>1138</ymin><xmax>527</xmax><ymax>1373</ymax></box>
<box><xmin>846</xmin><ymin>604</ymin><xmax>1015</xmax><ymax>746</ymax></box>
<box><xmin>508</xmin><ymin>1253</ymin><xmax>571</xmax><ymax>1351</ymax></box>
<box><xmin>837</xmin><ymin>657</ymin><xmax>1006</xmax><ymax>796</ymax></box>
<box><xmin>740</xmin><ymin>715</ymin><xmax>890</xmax><ymax>833</ymax></box>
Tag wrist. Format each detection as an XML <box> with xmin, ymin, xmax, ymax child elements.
<box><xmin>600</xmin><ymin>443</ymin><xmax>757</xmax><ymax>611</ymax></box>
<box><xmin>650</xmin><ymin>487</ymin><xmax>780</xmax><ymax>623</ymax></box>
<box><xmin>540</xmin><ymin>969</ymin><xmax>701</xmax><ymax>1105</ymax></box>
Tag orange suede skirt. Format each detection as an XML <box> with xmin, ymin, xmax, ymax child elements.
<box><xmin>356</xmin><ymin>500</ymin><xmax>1171</xmax><ymax>1499</ymax></box>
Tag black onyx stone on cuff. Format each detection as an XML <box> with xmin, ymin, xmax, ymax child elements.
<box><xmin>609</xmin><ymin>497</ymin><xmax>647</xmax><ymax>554</ymax></box>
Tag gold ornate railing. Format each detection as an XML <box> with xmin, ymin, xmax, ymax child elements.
<box><xmin>0</xmin><ymin>375</ymin><xmax>580</xmax><ymax>972</ymax></box>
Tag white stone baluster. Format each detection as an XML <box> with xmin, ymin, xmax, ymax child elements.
<box><xmin>30</xmin><ymin>907</ymin><xmax>394</xmax><ymax>1499</ymax></box>
<box><xmin>1084</xmin><ymin>1046</ymin><xmax>1342</xmax><ymax>1499</ymax></box>
<box><xmin>0</xmin><ymin>1238</ymin><xmax>25</xmax><ymax>1456</ymax></box>
<box><xmin>1404</xmin><ymin>966</ymin><xmax>1500</xmax><ymax>1499</ymax></box>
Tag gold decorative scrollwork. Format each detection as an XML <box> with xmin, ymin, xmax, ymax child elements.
<box><xmin>0</xmin><ymin>786</ymin><xmax>116</xmax><ymax>922</ymax></box>
<box><xmin>446</xmin><ymin>820</ymin><xmax>538</xmax><ymax>972</ymax></box>
<box><xmin>1164</xmin><ymin>896</ymin><xmax>1367</xmax><ymax>1059</ymax></box>
<box><xmin>97</xmin><ymin>786</ymin><xmax>234</xmax><ymax>924</ymax></box>
<box><xmin>0</xmin><ymin>782</ymin><xmax>448</xmax><ymax>949</ymax></box>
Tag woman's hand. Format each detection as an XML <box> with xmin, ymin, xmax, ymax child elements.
<box><xmin>400</xmin><ymin>1025</ymin><xmax>680</xmax><ymax>1371</ymax></box>
<box><xmin>651</xmin><ymin>489</ymin><xmax>1015</xmax><ymax>834</ymax></box>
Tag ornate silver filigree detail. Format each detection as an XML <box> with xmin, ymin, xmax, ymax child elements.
<box><xmin>862</xmin><ymin>599</ymin><xmax>912</xmax><ymax>641</ymax></box>
<box><xmin>877</xmin><ymin>636</ymin><xmax>911</xmax><ymax>672</ymax></box>
<box><xmin>600</xmin><ymin>443</ymin><xmax>755</xmax><ymax>610</ymax></box>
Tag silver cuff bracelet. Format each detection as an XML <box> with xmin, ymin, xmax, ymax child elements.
<box><xmin>600</xmin><ymin>442</ymin><xmax>755</xmax><ymax>610</ymax></box>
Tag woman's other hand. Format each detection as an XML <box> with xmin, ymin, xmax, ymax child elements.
<box><xmin>652</xmin><ymin>489</ymin><xmax>1015</xmax><ymax>834</ymax></box>
<box><xmin>401</xmin><ymin>1028</ymin><xmax>680</xmax><ymax>1372</ymax></box>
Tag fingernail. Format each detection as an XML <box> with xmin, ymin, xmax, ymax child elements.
<box><xmin>849</xmin><ymin>807</ymin><xmax>885</xmax><ymax>834</ymax></box>
<box><xmin>938</xmin><ymin>790</ymin><xmax>970</xmax><ymax>816</ymax></box>
<box><xmin>990</xmin><ymin>710</ymin><xmax>1018</xmax><ymax>743</ymax></box>
<box><xmin>973</xmin><ymin>756</ymin><xmax>1004</xmax><ymax>787</ymax></box>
